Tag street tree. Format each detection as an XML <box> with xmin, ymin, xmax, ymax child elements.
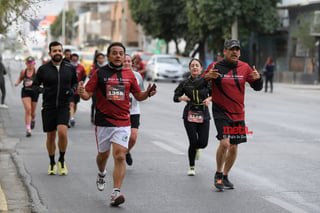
<box><xmin>50</xmin><ymin>9</ymin><xmax>78</xmax><ymax>44</ymax></box>
<box><xmin>129</xmin><ymin>0</ymin><xmax>280</xmax><ymax>63</ymax></box>
<box><xmin>0</xmin><ymin>0</ymin><xmax>47</xmax><ymax>34</ymax></box>
<box><xmin>293</xmin><ymin>12</ymin><xmax>316</xmax><ymax>72</ymax></box>
<box><xmin>185</xmin><ymin>0</ymin><xmax>280</xmax><ymax>62</ymax></box>
<box><xmin>128</xmin><ymin>0</ymin><xmax>190</xmax><ymax>54</ymax></box>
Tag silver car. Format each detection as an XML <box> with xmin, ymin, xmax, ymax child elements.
<box><xmin>145</xmin><ymin>54</ymin><xmax>184</xmax><ymax>82</ymax></box>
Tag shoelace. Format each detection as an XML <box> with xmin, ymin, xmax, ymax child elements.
<box><xmin>98</xmin><ymin>178</ymin><xmax>105</xmax><ymax>184</ymax></box>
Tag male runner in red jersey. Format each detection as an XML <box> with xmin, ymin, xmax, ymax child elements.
<box><xmin>203</xmin><ymin>39</ymin><xmax>263</xmax><ymax>191</ymax></box>
<box><xmin>78</xmin><ymin>42</ymin><xmax>156</xmax><ymax>206</ymax></box>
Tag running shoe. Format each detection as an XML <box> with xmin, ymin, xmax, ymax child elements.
<box><xmin>187</xmin><ymin>166</ymin><xmax>195</xmax><ymax>176</ymax></box>
<box><xmin>70</xmin><ymin>118</ymin><xmax>75</xmax><ymax>127</ymax></box>
<box><xmin>195</xmin><ymin>149</ymin><xmax>200</xmax><ymax>160</ymax></box>
<box><xmin>96</xmin><ymin>174</ymin><xmax>106</xmax><ymax>191</ymax></box>
<box><xmin>223</xmin><ymin>175</ymin><xmax>234</xmax><ymax>189</ymax></box>
<box><xmin>31</xmin><ymin>120</ymin><xmax>35</xmax><ymax>129</ymax></box>
<box><xmin>48</xmin><ymin>164</ymin><xmax>57</xmax><ymax>175</ymax></box>
<box><xmin>58</xmin><ymin>161</ymin><xmax>68</xmax><ymax>175</ymax></box>
<box><xmin>26</xmin><ymin>130</ymin><xmax>31</xmax><ymax>137</ymax></box>
<box><xmin>214</xmin><ymin>172</ymin><xmax>224</xmax><ymax>191</ymax></box>
<box><xmin>125</xmin><ymin>153</ymin><xmax>133</xmax><ymax>166</ymax></box>
<box><xmin>0</xmin><ymin>104</ymin><xmax>8</xmax><ymax>109</ymax></box>
<box><xmin>110</xmin><ymin>190</ymin><xmax>125</xmax><ymax>206</ymax></box>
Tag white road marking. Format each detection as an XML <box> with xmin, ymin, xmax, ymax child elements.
<box><xmin>0</xmin><ymin>184</ymin><xmax>8</xmax><ymax>211</ymax></box>
<box><xmin>152</xmin><ymin>141</ymin><xmax>184</xmax><ymax>155</ymax></box>
<box><xmin>264</xmin><ymin>196</ymin><xmax>308</xmax><ymax>213</ymax></box>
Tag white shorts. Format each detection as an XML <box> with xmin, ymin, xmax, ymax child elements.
<box><xmin>95</xmin><ymin>126</ymin><xmax>131</xmax><ymax>153</ymax></box>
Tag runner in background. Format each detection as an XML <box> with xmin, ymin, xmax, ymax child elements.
<box><xmin>173</xmin><ymin>58</ymin><xmax>211</xmax><ymax>176</ymax></box>
<box><xmin>123</xmin><ymin>54</ymin><xmax>145</xmax><ymax>166</ymax></box>
<box><xmin>69</xmin><ymin>53</ymin><xmax>86</xmax><ymax>127</ymax></box>
<box><xmin>78</xmin><ymin>42</ymin><xmax>156</xmax><ymax>206</ymax></box>
<box><xmin>14</xmin><ymin>56</ymin><xmax>40</xmax><ymax>137</ymax></box>
<box><xmin>88</xmin><ymin>52</ymin><xmax>106</xmax><ymax>124</ymax></box>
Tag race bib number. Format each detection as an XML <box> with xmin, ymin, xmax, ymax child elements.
<box><xmin>187</xmin><ymin>110</ymin><xmax>204</xmax><ymax>123</ymax></box>
<box><xmin>106</xmin><ymin>85</ymin><xmax>125</xmax><ymax>101</ymax></box>
<box><xmin>24</xmin><ymin>79</ymin><xmax>33</xmax><ymax>87</ymax></box>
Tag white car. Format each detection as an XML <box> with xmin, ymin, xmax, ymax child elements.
<box><xmin>145</xmin><ymin>54</ymin><xmax>184</xmax><ymax>82</ymax></box>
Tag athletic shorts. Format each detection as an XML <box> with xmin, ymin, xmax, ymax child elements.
<box><xmin>41</xmin><ymin>106</ymin><xmax>70</xmax><ymax>132</ymax></box>
<box><xmin>69</xmin><ymin>94</ymin><xmax>80</xmax><ymax>104</ymax></box>
<box><xmin>21</xmin><ymin>88</ymin><xmax>39</xmax><ymax>102</ymax></box>
<box><xmin>130</xmin><ymin>114</ymin><xmax>140</xmax><ymax>129</ymax></box>
<box><xmin>214</xmin><ymin>119</ymin><xmax>247</xmax><ymax>144</ymax></box>
<box><xmin>95</xmin><ymin>126</ymin><xmax>131</xmax><ymax>153</ymax></box>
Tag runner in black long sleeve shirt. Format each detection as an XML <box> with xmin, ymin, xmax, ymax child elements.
<box><xmin>35</xmin><ymin>41</ymin><xmax>78</xmax><ymax>176</ymax></box>
<box><xmin>174</xmin><ymin>59</ymin><xmax>212</xmax><ymax>176</ymax></box>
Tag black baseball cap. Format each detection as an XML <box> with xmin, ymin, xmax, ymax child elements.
<box><xmin>224</xmin><ymin>39</ymin><xmax>240</xmax><ymax>49</ymax></box>
<box><xmin>26</xmin><ymin>56</ymin><xmax>35</xmax><ymax>62</ymax></box>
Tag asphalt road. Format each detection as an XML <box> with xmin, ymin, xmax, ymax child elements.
<box><xmin>1</xmin><ymin>59</ymin><xmax>320</xmax><ymax>213</ymax></box>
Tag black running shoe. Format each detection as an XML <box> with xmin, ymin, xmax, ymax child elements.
<box><xmin>31</xmin><ymin>120</ymin><xmax>35</xmax><ymax>129</ymax></box>
<box><xmin>214</xmin><ymin>172</ymin><xmax>224</xmax><ymax>191</ymax></box>
<box><xmin>26</xmin><ymin>130</ymin><xmax>31</xmax><ymax>137</ymax></box>
<box><xmin>126</xmin><ymin>153</ymin><xmax>133</xmax><ymax>166</ymax></box>
<box><xmin>223</xmin><ymin>175</ymin><xmax>234</xmax><ymax>189</ymax></box>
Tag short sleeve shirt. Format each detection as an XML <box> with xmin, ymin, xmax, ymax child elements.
<box><xmin>85</xmin><ymin>65</ymin><xmax>141</xmax><ymax>127</ymax></box>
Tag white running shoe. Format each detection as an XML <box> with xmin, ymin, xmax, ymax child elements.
<box><xmin>0</xmin><ymin>104</ymin><xmax>8</xmax><ymax>109</ymax></box>
<box><xmin>96</xmin><ymin>174</ymin><xmax>105</xmax><ymax>191</ymax></box>
<box><xmin>188</xmin><ymin>166</ymin><xmax>196</xmax><ymax>176</ymax></box>
<box><xmin>110</xmin><ymin>190</ymin><xmax>125</xmax><ymax>206</ymax></box>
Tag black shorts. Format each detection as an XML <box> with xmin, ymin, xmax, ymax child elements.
<box><xmin>21</xmin><ymin>88</ymin><xmax>39</xmax><ymax>102</ymax></box>
<box><xmin>130</xmin><ymin>114</ymin><xmax>140</xmax><ymax>129</ymax></box>
<box><xmin>69</xmin><ymin>94</ymin><xmax>80</xmax><ymax>104</ymax></box>
<box><xmin>41</xmin><ymin>106</ymin><xmax>70</xmax><ymax>132</ymax></box>
<box><xmin>214</xmin><ymin>119</ymin><xmax>247</xmax><ymax>144</ymax></box>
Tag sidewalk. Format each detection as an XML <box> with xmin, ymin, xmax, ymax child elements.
<box><xmin>290</xmin><ymin>84</ymin><xmax>320</xmax><ymax>90</ymax></box>
<box><xmin>0</xmin><ymin>108</ymin><xmax>31</xmax><ymax>213</ymax></box>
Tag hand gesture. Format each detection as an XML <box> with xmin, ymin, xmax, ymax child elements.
<box><xmin>204</xmin><ymin>65</ymin><xmax>220</xmax><ymax>81</ymax></box>
<box><xmin>250</xmin><ymin>65</ymin><xmax>261</xmax><ymax>80</ymax></box>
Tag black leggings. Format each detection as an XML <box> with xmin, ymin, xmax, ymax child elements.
<box><xmin>265</xmin><ymin>76</ymin><xmax>273</xmax><ymax>92</ymax></box>
<box><xmin>0</xmin><ymin>79</ymin><xmax>6</xmax><ymax>104</ymax></box>
<box><xmin>184</xmin><ymin>119</ymin><xmax>210</xmax><ymax>166</ymax></box>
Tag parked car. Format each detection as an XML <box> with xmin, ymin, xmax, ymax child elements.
<box><xmin>178</xmin><ymin>56</ymin><xmax>193</xmax><ymax>79</ymax></box>
<box><xmin>126</xmin><ymin>47</ymin><xmax>143</xmax><ymax>57</ymax></box>
<box><xmin>63</xmin><ymin>45</ymin><xmax>80</xmax><ymax>53</ymax></box>
<box><xmin>145</xmin><ymin>54</ymin><xmax>184</xmax><ymax>82</ymax></box>
<box><xmin>80</xmin><ymin>52</ymin><xmax>95</xmax><ymax>74</ymax></box>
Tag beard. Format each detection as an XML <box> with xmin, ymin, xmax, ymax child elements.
<box><xmin>52</xmin><ymin>55</ymin><xmax>62</xmax><ymax>63</ymax></box>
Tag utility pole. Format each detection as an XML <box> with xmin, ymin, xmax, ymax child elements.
<box><xmin>62</xmin><ymin>1</ymin><xmax>69</xmax><ymax>44</ymax></box>
<box><xmin>121</xmin><ymin>0</ymin><xmax>127</xmax><ymax>46</ymax></box>
<box><xmin>231</xmin><ymin>17</ymin><xmax>238</xmax><ymax>40</ymax></box>
<box><xmin>62</xmin><ymin>5</ymin><xmax>66</xmax><ymax>44</ymax></box>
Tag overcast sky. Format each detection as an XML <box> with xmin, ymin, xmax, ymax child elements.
<box><xmin>38</xmin><ymin>0</ymin><xmax>66</xmax><ymax>16</ymax></box>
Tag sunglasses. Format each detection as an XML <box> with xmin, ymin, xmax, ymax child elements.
<box><xmin>27</xmin><ymin>61</ymin><xmax>35</xmax><ymax>65</ymax></box>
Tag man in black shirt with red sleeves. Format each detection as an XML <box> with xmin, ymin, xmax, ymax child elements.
<box><xmin>203</xmin><ymin>39</ymin><xmax>263</xmax><ymax>191</ymax></box>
